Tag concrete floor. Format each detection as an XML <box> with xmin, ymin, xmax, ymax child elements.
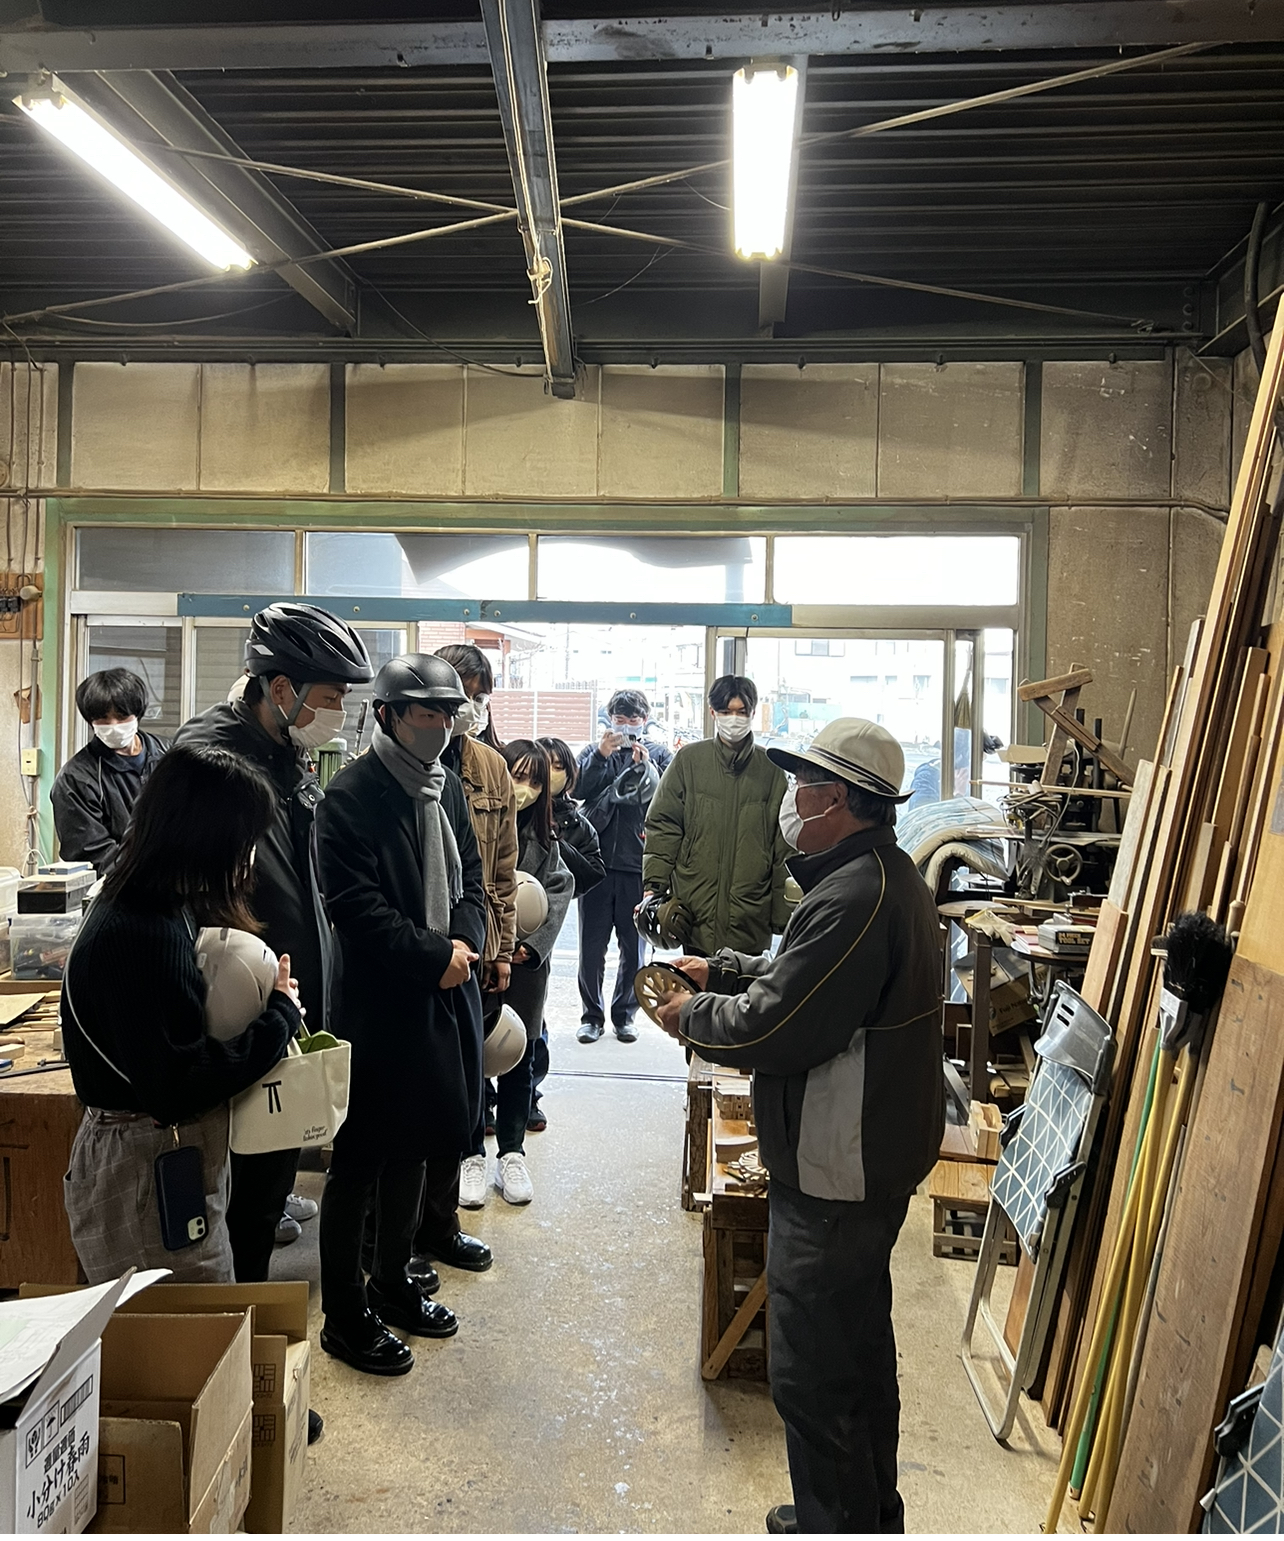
<box><xmin>281</xmin><ymin>929</ymin><xmax>1061</xmax><ymax>1534</ymax></box>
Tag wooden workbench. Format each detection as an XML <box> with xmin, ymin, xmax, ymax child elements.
<box><xmin>0</xmin><ymin>986</ymin><xmax>84</xmax><ymax>1289</ymax></box>
<box><xmin>700</xmin><ymin>1099</ymin><xmax>769</xmax><ymax>1382</ymax></box>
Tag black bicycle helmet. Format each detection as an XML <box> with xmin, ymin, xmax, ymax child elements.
<box><xmin>373</xmin><ymin>654</ymin><xmax>468</xmax><ymax>714</ymax></box>
<box><xmin>635</xmin><ymin>891</ymin><xmax>694</xmax><ymax>950</ymax></box>
<box><xmin>245</xmin><ymin>603</ymin><xmax>374</xmax><ymax>685</ymax></box>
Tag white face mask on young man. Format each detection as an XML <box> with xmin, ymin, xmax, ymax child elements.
<box><xmin>452</xmin><ymin>696</ymin><xmax>490</xmax><ymax>740</ymax></box>
<box><xmin>778</xmin><ymin>782</ymin><xmax>833</xmax><ymax>850</ymax></box>
<box><xmin>274</xmin><ymin>684</ymin><xmax>346</xmax><ymax>751</ymax></box>
<box><xmin>288</xmin><ymin>703</ymin><xmax>346</xmax><ymax>751</ymax></box>
<box><xmin>93</xmin><ymin>719</ymin><xmax>138</xmax><ymax>752</ymax></box>
<box><xmin>713</xmin><ymin>713</ymin><xmax>753</xmax><ymax>745</ymax></box>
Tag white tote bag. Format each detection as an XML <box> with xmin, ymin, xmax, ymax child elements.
<box><xmin>229</xmin><ymin>1036</ymin><xmax>351</xmax><ymax>1154</ymax></box>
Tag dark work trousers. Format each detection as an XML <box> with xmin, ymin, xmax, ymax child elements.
<box><xmin>577</xmin><ymin>868</ymin><xmax>645</xmax><ymax>1026</ymax></box>
<box><xmin>227</xmin><ymin>1146</ymin><xmax>300</xmax><ymax>1284</ymax></box>
<box><xmin>495</xmin><ymin>957</ymin><xmax>549</xmax><ymax>1156</ymax></box>
<box><xmin>320</xmin><ymin>1136</ymin><xmax>426</xmax><ymax>1324</ymax></box>
<box><xmin>530</xmin><ymin>1026</ymin><xmax>549</xmax><ymax>1110</ymax></box>
<box><xmin>413</xmin><ymin>1150</ymin><xmax>464</xmax><ymax>1255</ymax></box>
<box><xmin>495</xmin><ymin>1035</ymin><xmax>537</xmax><ymax>1157</ymax></box>
<box><xmin>767</xmin><ymin>1180</ymin><xmax>912</xmax><ymax>1534</ymax></box>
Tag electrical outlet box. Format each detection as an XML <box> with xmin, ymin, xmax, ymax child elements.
<box><xmin>20</xmin><ymin>748</ymin><xmax>39</xmax><ymax>777</ymax></box>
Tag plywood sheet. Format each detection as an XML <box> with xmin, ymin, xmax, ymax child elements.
<box><xmin>1110</xmin><ymin>955</ymin><xmax>1284</xmax><ymax>1531</ymax></box>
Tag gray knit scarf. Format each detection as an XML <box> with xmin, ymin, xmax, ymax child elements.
<box><xmin>372</xmin><ymin>724</ymin><xmax>462</xmax><ymax>933</ymax></box>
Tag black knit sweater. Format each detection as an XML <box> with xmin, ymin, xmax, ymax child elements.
<box><xmin>63</xmin><ymin>896</ymin><xmax>299</xmax><ymax>1126</ymax></box>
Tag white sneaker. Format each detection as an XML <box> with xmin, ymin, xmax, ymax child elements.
<box><xmin>495</xmin><ymin>1153</ymin><xmax>534</xmax><ymax>1205</ymax></box>
<box><xmin>284</xmin><ymin>1192</ymin><xmax>318</xmax><ymax>1223</ymax></box>
<box><xmin>458</xmin><ymin>1154</ymin><xmax>488</xmax><ymax>1209</ymax></box>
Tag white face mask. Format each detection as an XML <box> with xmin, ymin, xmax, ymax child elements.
<box><xmin>452</xmin><ymin>696</ymin><xmax>490</xmax><ymax>740</ymax></box>
<box><xmin>94</xmin><ymin>719</ymin><xmax>138</xmax><ymax>752</ymax></box>
<box><xmin>612</xmin><ymin>720</ymin><xmax>642</xmax><ymax>742</ymax></box>
<box><xmin>714</xmin><ymin>713</ymin><xmax>753</xmax><ymax>744</ymax></box>
<box><xmin>778</xmin><ymin>783</ymin><xmax>831</xmax><ymax>850</ymax></box>
<box><xmin>289</xmin><ymin>707</ymin><xmax>345</xmax><ymax>752</ymax></box>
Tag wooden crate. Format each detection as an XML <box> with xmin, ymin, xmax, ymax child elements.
<box><xmin>701</xmin><ymin>1206</ymin><xmax>769</xmax><ymax>1382</ymax></box>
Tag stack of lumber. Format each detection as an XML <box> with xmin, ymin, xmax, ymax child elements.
<box><xmin>1032</xmin><ymin>319</ymin><xmax>1284</xmax><ymax>1531</ymax></box>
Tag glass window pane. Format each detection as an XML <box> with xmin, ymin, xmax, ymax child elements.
<box><xmin>84</xmin><ymin>623</ymin><xmax>182</xmax><ymax>739</ymax></box>
<box><xmin>193</xmin><ymin>627</ymin><xmax>250</xmax><ymax>717</ymax></box>
<box><xmin>192</xmin><ymin>624</ymin><xmax>405</xmax><ymax>747</ymax></box>
<box><xmin>77</xmin><ymin>528</ymin><xmax>295</xmax><ymax>593</ymax></box>
<box><xmin>488</xmin><ymin>622</ymin><xmax>706</xmax><ymax>753</ymax></box>
<box><xmin>538</xmin><ymin>537</ymin><xmax>765</xmax><ymax>604</ymax></box>
<box><xmin>306</xmin><ymin>533</ymin><xmax>528</xmax><ymax>599</ymax></box>
<box><xmin>772</xmin><ymin>536</ymin><xmax>1019</xmax><ymax>606</ymax></box>
<box><xmin>342</xmin><ymin>630</ymin><xmax>406</xmax><ymax>748</ymax></box>
<box><xmin>744</xmin><ymin>635</ymin><xmax>943</xmax><ymax>798</ymax></box>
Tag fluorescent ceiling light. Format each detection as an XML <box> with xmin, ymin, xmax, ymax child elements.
<box><xmin>15</xmin><ymin>88</ymin><xmax>254</xmax><ymax>272</ymax></box>
<box><xmin>732</xmin><ymin>64</ymin><xmax>800</xmax><ymax>262</ymax></box>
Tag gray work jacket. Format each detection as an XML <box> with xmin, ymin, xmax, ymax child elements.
<box><xmin>680</xmin><ymin>825</ymin><xmax>945</xmax><ymax>1203</ymax></box>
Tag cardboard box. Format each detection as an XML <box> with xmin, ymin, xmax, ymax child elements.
<box><xmin>955</xmin><ymin>946</ymin><xmax>1038</xmax><ymax>1035</ymax></box>
<box><xmin>112</xmin><ymin>1283</ymin><xmax>310</xmax><ymax>1534</ymax></box>
<box><xmin>0</xmin><ymin>1272</ymin><xmax>162</xmax><ymax>1534</ymax></box>
<box><xmin>91</xmin><ymin>1310</ymin><xmax>254</xmax><ymax>1534</ymax></box>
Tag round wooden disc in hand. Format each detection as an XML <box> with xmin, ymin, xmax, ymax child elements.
<box><xmin>633</xmin><ymin>962</ymin><xmax>700</xmax><ymax>1026</ymax></box>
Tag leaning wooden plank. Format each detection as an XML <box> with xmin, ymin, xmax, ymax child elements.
<box><xmin>1080</xmin><ymin>900</ymin><xmax>1128</xmax><ymax>1015</ymax></box>
<box><xmin>1042</xmin><ymin>331</ymin><xmax>1284</xmax><ymax>1427</ymax></box>
<box><xmin>1107</xmin><ymin>955</ymin><xmax>1284</xmax><ymax>1532</ymax></box>
<box><xmin>1209</xmin><ymin>648</ymin><xmax>1269</xmax><ymax>844</ymax></box>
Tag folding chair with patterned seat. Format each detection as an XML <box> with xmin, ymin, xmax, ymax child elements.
<box><xmin>1202</xmin><ymin>1316</ymin><xmax>1284</xmax><ymax>1532</ymax></box>
<box><xmin>961</xmin><ymin>980</ymin><xmax>1115</xmax><ymax>1441</ymax></box>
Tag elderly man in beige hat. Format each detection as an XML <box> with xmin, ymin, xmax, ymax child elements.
<box><xmin>656</xmin><ymin>717</ymin><xmax>944</xmax><ymax>1536</ymax></box>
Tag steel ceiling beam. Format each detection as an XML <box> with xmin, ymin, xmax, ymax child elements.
<box><xmin>1</xmin><ymin>3</ymin><xmax>1282</xmax><ymax>73</ymax></box>
<box><xmin>480</xmin><ymin>0</ymin><xmax>577</xmax><ymax>399</ymax></box>
<box><xmin>62</xmin><ymin>71</ymin><xmax>357</xmax><ymax>332</ymax></box>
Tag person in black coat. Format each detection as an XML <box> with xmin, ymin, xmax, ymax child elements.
<box><xmin>315</xmin><ymin>654</ymin><xmax>487</xmax><ymax>1378</ymax></box>
<box><xmin>175</xmin><ymin>603</ymin><xmax>374</xmax><ymax>1289</ymax></box>
<box><xmin>51</xmin><ymin>668</ymin><xmax>168</xmax><ymax>873</ymax></box>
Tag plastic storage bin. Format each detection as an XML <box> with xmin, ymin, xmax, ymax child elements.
<box><xmin>10</xmin><ymin>912</ymin><xmax>80</xmax><ymax>979</ymax></box>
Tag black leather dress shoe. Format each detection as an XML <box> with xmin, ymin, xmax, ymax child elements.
<box><xmin>404</xmin><ymin>1257</ymin><xmax>442</xmax><ymax>1292</ymax></box>
<box><xmin>421</xmin><ymin>1232</ymin><xmax>493</xmax><ymax>1273</ymax></box>
<box><xmin>765</xmin><ymin>1505</ymin><xmax>797</xmax><ymax>1534</ymax></box>
<box><xmin>367</xmin><ymin>1279</ymin><xmax>459</xmax><ymax>1339</ymax></box>
<box><xmin>320</xmin><ymin>1310</ymin><xmax>414</xmax><ymax>1377</ymax></box>
<box><xmin>307</xmin><ymin>1409</ymin><xmax>324</xmax><ymax>1445</ymax></box>
<box><xmin>614</xmin><ymin>1019</ymin><xmax>639</xmax><ymax>1043</ymax></box>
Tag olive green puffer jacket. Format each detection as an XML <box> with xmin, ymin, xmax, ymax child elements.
<box><xmin>642</xmin><ymin>734</ymin><xmax>791</xmax><ymax>955</ymax></box>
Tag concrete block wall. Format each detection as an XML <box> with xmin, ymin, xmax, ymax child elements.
<box><xmin>0</xmin><ymin>350</ymin><xmax>1245</xmax><ymax>865</ymax></box>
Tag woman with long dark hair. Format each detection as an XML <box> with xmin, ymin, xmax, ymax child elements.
<box><xmin>528</xmin><ymin>736</ymin><xmax>605</xmax><ymax>1131</ymax></box>
<box><xmin>61</xmin><ymin>743</ymin><xmax>301</xmax><ymax>1283</ymax></box>
<box><xmin>491</xmin><ymin>739</ymin><xmax>572</xmax><ymax>1205</ymax></box>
